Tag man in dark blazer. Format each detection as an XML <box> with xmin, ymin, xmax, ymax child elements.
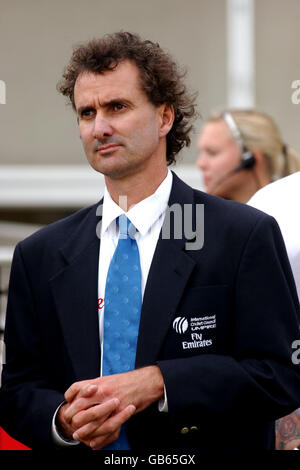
<box><xmin>1</xmin><ymin>32</ymin><xmax>300</xmax><ymax>451</ymax></box>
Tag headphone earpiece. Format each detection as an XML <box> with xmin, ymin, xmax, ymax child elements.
<box><xmin>233</xmin><ymin>149</ymin><xmax>255</xmax><ymax>173</ymax></box>
<box><xmin>240</xmin><ymin>148</ymin><xmax>256</xmax><ymax>169</ymax></box>
<box><xmin>222</xmin><ymin>112</ymin><xmax>256</xmax><ymax>172</ymax></box>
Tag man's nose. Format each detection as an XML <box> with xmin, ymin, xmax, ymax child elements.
<box><xmin>92</xmin><ymin>114</ymin><xmax>113</xmax><ymax>140</ymax></box>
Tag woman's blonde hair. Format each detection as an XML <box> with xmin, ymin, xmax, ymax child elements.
<box><xmin>208</xmin><ymin>109</ymin><xmax>300</xmax><ymax>181</ymax></box>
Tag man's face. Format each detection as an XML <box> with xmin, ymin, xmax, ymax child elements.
<box><xmin>74</xmin><ymin>60</ymin><xmax>167</xmax><ymax>180</ymax></box>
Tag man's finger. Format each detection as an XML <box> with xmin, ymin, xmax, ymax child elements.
<box><xmin>64</xmin><ymin>395</ymin><xmax>99</xmax><ymax>424</ymax></box>
<box><xmin>72</xmin><ymin>398</ymin><xmax>120</xmax><ymax>439</ymax></box>
<box><xmin>90</xmin><ymin>430</ymin><xmax>121</xmax><ymax>450</ymax></box>
<box><xmin>65</xmin><ymin>380</ymin><xmax>98</xmax><ymax>402</ymax></box>
<box><xmin>65</xmin><ymin>381</ymin><xmax>84</xmax><ymax>402</ymax></box>
<box><xmin>89</xmin><ymin>404</ymin><xmax>136</xmax><ymax>450</ymax></box>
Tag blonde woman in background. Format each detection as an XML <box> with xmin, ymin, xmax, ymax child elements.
<box><xmin>196</xmin><ymin>109</ymin><xmax>300</xmax><ymax>203</ymax></box>
<box><xmin>197</xmin><ymin>109</ymin><xmax>300</xmax><ymax>450</ymax></box>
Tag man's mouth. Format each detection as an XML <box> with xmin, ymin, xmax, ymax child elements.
<box><xmin>96</xmin><ymin>144</ymin><xmax>121</xmax><ymax>155</ymax></box>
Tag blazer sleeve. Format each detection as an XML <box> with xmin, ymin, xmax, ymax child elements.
<box><xmin>157</xmin><ymin>215</ymin><xmax>300</xmax><ymax>422</ymax></box>
<box><xmin>0</xmin><ymin>243</ymin><xmax>65</xmax><ymax>449</ymax></box>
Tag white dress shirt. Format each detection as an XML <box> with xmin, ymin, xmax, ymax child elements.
<box><xmin>248</xmin><ymin>171</ymin><xmax>300</xmax><ymax>301</ymax></box>
<box><xmin>52</xmin><ymin>170</ymin><xmax>173</xmax><ymax>446</ymax></box>
<box><xmin>98</xmin><ymin>170</ymin><xmax>173</xmax><ymax>372</ymax></box>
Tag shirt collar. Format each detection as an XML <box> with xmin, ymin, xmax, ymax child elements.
<box><xmin>101</xmin><ymin>170</ymin><xmax>173</xmax><ymax>236</ymax></box>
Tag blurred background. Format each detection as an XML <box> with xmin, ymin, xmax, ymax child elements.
<box><xmin>0</xmin><ymin>0</ymin><xmax>300</xmax><ymax>373</ymax></box>
<box><xmin>0</xmin><ymin>0</ymin><xmax>300</xmax><ymax>448</ymax></box>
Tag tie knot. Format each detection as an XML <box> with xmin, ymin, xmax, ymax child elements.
<box><xmin>117</xmin><ymin>215</ymin><xmax>136</xmax><ymax>239</ymax></box>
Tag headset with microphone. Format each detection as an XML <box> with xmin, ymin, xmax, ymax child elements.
<box><xmin>222</xmin><ymin>112</ymin><xmax>256</xmax><ymax>172</ymax></box>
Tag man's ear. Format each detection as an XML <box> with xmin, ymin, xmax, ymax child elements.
<box><xmin>158</xmin><ymin>104</ymin><xmax>175</xmax><ymax>137</ymax></box>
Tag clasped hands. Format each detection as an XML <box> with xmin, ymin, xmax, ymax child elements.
<box><xmin>57</xmin><ymin>365</ymin><xmax>164</xmax><ymax>450</ymax></box>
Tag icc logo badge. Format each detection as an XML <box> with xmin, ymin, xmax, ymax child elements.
<box><xmin>173</xmin><ymin>317</ymin><xmax>188</xmax><ymax>334</ymax></box>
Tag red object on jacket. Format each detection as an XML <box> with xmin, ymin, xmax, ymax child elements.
<box><xmin>0</xmin><ymin>428</ymin><xmax>30</xmax><ymax>450</ymax></box>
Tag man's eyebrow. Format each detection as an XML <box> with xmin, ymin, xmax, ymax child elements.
<box><xmin>102</xmin><ymin>97</ymin><xmax>134</xmax><ymax>108</ymax></box>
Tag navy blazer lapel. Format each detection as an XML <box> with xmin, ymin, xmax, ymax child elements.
<box><xmin>136</xmin><ymin>173</ymin><xmax>198</xmax><ymax>367</ymax></box>
<box><xmin>50</xmin><ymin>202</ymin><xmax>103</xmax><ymax>382</ymax></box>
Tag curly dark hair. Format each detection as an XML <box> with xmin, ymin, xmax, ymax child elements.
<box><xmin>57</xmin><ymin>31</ymin><xmax>197</xmax><ymax>164</ymax></box>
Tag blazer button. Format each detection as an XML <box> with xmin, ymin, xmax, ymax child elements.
<box><xmin>190</xmin><ymin>426</ymin><xmax>199</xmax><ymax>432</ymax></box>
<box><xmin>180</xmin><ymin>427</ymin><xmax>189</xmax><ymax>435</ymax></box>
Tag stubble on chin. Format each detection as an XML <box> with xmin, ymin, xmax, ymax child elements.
<box><xmin>87</xmin><ymin>151</ymin><xmax>136</xmax><ymax>180</ymax></box>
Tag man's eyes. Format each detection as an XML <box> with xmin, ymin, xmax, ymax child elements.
<box><xmin>79</xmin><ymin>103</ymin><xmax>127</xmax><ymax>119</ymax></box>
<box><xmin>80</xmin><ymin>108</ymin><xmax>95</xmax><ymax>117</ymax></box>
<box><xmin>111</xmin><ymin>103</ymin><xmax>126</xmax><ymax>111</ymax></box>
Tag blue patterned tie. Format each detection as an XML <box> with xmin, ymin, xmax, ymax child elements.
<box><xmin>102</xmin><ymin>214</ymin><xmax>142</xmax><ymax>449</ymax></box>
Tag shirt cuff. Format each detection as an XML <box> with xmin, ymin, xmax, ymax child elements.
<box><xmin>51</xmin><ymin>401</ymin><xmax>80</xmax><ymax>447</ymax></box>
<box><xmin>158</xmin><ymin>384</ymin><xmax>168</xmax><ymax>412</ymax></box>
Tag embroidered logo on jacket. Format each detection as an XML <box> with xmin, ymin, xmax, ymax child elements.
<box><xmin>173</xmin><ymin>315</ymin><xmax>216</xmax><ymax>350</ymax></box>
<box><xmin>172</xmin><ymin>317</ymin><xmax>189</xmax><ymax>334</ymax></box>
